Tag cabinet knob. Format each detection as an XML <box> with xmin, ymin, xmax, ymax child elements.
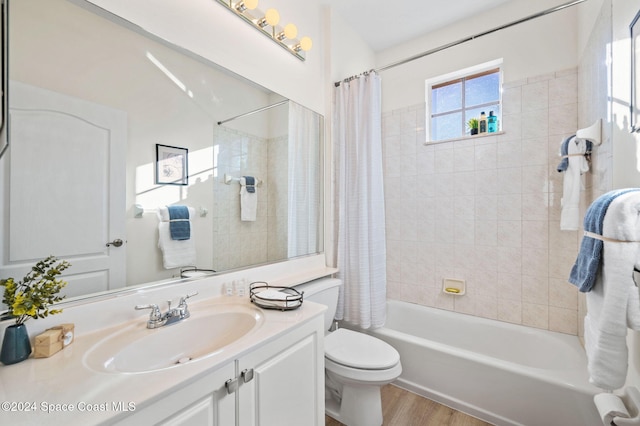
<box><xmin>241</xmin><ymin>368</ymin><xmax>254</xmax><ymax>383</ymax></box>
<box><xmin>225</xmin><ymin>378</ymin><xmax>238</xmax><ymax>394</ymax></box>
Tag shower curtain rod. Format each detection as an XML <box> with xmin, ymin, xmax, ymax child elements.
<box><xmin>217</xmin><ymin>99</ymin><xmax>288</xmax><ymax>125</ymax></box>
<box><xmin>334</xmin><ymin>0</ymin><xmax>586</xmax><ymax>86</ymax></box>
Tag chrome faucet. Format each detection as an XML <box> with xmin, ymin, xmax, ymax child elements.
<box><xmin>135</xmin><ymin>291</ymin><xmax>198</xmax><ymax>329</ymax></box>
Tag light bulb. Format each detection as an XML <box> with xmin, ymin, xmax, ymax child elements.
<box><xmin>235</xmin><ymin>0</ymin><xmax>258</xmax><ymax>12</ymax></box>
<box><xmin>264</xmin><ymin>8</ymin><xmax>280</xmax><ymax>26</ymax></box>
<box><xmin>283</xmin><ymin>23</ymin><xmax>298</xmax><ymax>39</ymax></box>
<box><xmin>277</xmin><ymin>23</ymin><xmax>298</xmax><ymax>41</ymax></box>
<box><xmin>244</xmin><ymin>0</ymin><xmax>258</xmax><ymax>10</ymax></box>
<box><xmin>299</xmin><ymin>36</ymin><xmax>312</xmax><ymax>51</ymax></box>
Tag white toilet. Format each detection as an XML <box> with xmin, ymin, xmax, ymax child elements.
<box><xmin>294</xmin><ymin>278</ymin><xmax>402</xmax><ymax>426</ymax></box>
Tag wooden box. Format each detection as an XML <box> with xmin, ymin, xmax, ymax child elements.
<box><xmin>34</xmin><ymin>329</ymin><xmax>63</xmax><ymax>358</ymax></box>
<box><xmin>48</xmin><ymin>323</ymin><xmax>75</xmax><ymax>347</ymax></box>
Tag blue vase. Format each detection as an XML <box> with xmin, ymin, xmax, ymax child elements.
<box><xmin>1</xmin><ymin>324</ymin><xmax>32</xmax><ymax>365</ymax></box>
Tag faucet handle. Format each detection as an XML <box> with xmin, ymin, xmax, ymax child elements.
<box><xmin>179</xmin><ymin>291</ymin><xmax>199</xmax><ymax>306</ymax></box>
<box><xmin>135</xmin><ymin>304</ymin><xmax>161</xmax><ymax>320</ymax></box>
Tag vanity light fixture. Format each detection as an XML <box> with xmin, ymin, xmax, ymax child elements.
<box><xmin>215</xmin><ymin>0</ymin><xmax>312</xmax><ymax>61</ymax></box>
<box><xmin>257</xmin><ymin>8</ymin><xmax>279</xmax><ymax>28</ymax></box>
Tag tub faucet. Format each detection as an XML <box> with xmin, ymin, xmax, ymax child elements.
<box><xmin>135</xmin><ymin>291</ymin><xmax>198</xmax><ymax>329</ymax></box>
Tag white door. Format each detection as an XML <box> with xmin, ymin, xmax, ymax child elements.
<box><xmin>2</xmin><ymin>81</ymin><xmax>127</xmax><ymax>296</ymax></box>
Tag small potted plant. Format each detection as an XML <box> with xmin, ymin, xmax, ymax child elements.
<box><xmin>0</xmin><ymin>256</ymin><xmax>70</xmax><ymax>365</ymax></box>
<box><xmin>467</xmin><ymin>118</ymin><xmax>479</xmax><ymax>135</ymax></box>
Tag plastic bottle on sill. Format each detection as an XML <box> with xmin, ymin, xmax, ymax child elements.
<box><xmin>487</xmin><ymin>111</ymin><xmax>498</xmax><ymax>133</ymax></box>
<box><xmin>479</xmin><ymin>111</ymin><xmax>487</xmax><ymax>134</ymax></box>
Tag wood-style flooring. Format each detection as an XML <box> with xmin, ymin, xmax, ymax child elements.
<box><xmin>325</xmin><ymin>384</ymin><xmax>493</xmax><ymax>426</ymax></box>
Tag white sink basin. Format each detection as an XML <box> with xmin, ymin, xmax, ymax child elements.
<box><xmin>83</xmin><ymin>303</ymin><xmax>264</xmax><ymax>373</ymax></box>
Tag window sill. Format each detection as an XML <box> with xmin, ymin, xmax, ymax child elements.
<box><xmin>423</xmin><ymin>131</ymin><xmax>505</xmax><ymax>146</ymax></box>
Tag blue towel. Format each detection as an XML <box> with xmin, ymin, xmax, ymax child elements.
<box><xmin>557</xmin><ymin>135</ymin><xmax>593</xmax><ymax>173</ymax></box>
<box><xmin>568</xmin><ymin>188</ymin><xmax>640</xmax><ymax>292</ymax></box>
<box><xmin>167</xmin><ymin>205</ymin><xmax>190</xmax><ymax>241</ymax></box>
<box><xmin>244</xmin><ymin>176</ymin><xmax>256</xmax><ymax>193</ymax></box>
<box><xmin>556</xmin><ymin>135</ymin><xmax>574</xmax><ymax>172</ymax></box>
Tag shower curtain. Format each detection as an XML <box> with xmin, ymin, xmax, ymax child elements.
<box><xmin>333</xmin><ymin>71</ymin><xmax>387</xmax><ymax>329</ymax></box>
<box><xmin>288</xmin><ymin>101</ymin><xmax>321</xmax><ymax>258</ymax></box>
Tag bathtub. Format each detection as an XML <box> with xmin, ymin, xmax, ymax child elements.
<box><xmin>362</xmin><ymin>300</ymin><xmax>602</xmax><ymax>426</ymax></box>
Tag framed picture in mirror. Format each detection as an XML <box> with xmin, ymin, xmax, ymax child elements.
<box><xmin>156</xmin><ymin>144</ymin><xmax>188</xmax><ymax>185</ymax></box>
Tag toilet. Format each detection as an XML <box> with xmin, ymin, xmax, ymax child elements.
<box><xmin>294</xmin><ymin>278</ymin><xmax>402</xmax><ymax>426</ymax></box>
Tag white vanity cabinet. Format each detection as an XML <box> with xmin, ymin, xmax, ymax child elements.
<box><xmin>237</xmin><ymin>329</ymin><xmax>321</xmax><ymax>426</ymax></box>
<box><xmin>113</xmin><ymin>314</ymin><xmax>324</xmax><ymax>426</ymax></box>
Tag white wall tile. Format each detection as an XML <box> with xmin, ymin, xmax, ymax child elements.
<box><xmin>522</xmin><ymin>303</ymin><xmax>549</xmax><ymax>329</ymax></box>
<box><xmin>383</xmin><ymin>70</ymin><xmax>580</xmax><ymax>335</ymax></box>
<box><xmin>522</xmin><ymin>80</ymin><xmax>550</xmax><ymax>111</ymax></box>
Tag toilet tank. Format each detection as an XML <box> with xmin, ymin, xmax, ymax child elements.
<box><xmin>294</xmin><ymin>278</ymin><xmax>341</xmax><ymax>331</ymax></box>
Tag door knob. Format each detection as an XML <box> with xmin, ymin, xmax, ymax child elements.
<box><xmin>106</xmin><ymin>239</ymin><xmax>124</xmax><ymax>247</ymax></box>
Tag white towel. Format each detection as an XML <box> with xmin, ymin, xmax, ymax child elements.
<box><xmin>240</xmin><ymin>177</ymin><xmax>257</xmax><ymax>222</ymax></box>
<box><xmin>584</xmin><ymin>191</ymin><xmax>640</xmax><ymax>390</ymax></box>
<box><xmin>560</xmin><ymin>137</ymin><xmax>590</xmax><ymax>230</ymax></box>
<box><xmin>157</xmin><ymin>206</ymin><xmax>196</xmax><ymax>269</ymax></box>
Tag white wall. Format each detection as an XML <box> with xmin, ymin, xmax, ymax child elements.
<box><xmin>611</xmin><ymin>0</ymin><xmax>640</xmax><ymax>188</ymax></box>
<box><xmin>327</xmin><ymin>10</ymin><xmax>376</xmax><ymax>84</ymax></box>
<box><xmin>375</xmin><ymin>0</ymin><xmax>578</xmax><ymax>113</ymax></box>
<box><xmin>578</xmin><ymin>0</ymin><xmax>606</xmax><ymax>58</ymax></box>
<box><xmin>83</xmin><ymin>0</ymin><xmax>326</xmax><ymax>114</ymax></box>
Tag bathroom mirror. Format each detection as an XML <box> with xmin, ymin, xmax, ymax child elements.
<box><xmin>0</xmin><ymin>0</ymin><xmax>323</xmax><ymax>301</ymax></box>
<box><xmin>0</xmin><ymin>0</ymin><xmax>6</xmax><ymax>160</ymax></box>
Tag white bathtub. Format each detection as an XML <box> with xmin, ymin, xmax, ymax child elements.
<box><xmin>362</xmin><ymin>300</ymin><xmax>602</xmax><ymax>426</ymax></box>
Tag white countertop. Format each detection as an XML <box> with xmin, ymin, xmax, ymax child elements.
<box><xmin>0</xmin><ymin>295</ymin><xmax>326</xmax><ymax>425</ymax></box>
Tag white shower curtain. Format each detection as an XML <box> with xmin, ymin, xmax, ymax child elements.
<box><xmin>333</xmin><ymin>71</ymin><xmax>387</xmax><ymax>329</ymax></box>
<box><xmin>288</xmin><ymin>101</ymin><xmax>321</xmax><ymax>258</ymax></box>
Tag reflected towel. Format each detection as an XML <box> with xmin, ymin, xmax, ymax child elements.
<box><xmin>167</xmin><ymin>205</ymin><xmax>190</xmax><ymax>240</ymax></box>
<box><xmin>243</xmin><ymin>176</ymin><xmax>256</xmax><ymax>193</ymax></box>
<box><xmin>569</xmin><ymin>189</ymin><xmax>640</xmax><ymax>292</ymax></box>
<box><xmin>157</xmin><ymin>206</ymin><xmax>196</xmax><ymax>269</ymax></box>
<box><xmin>240</xmin><ymin>177</ymin><xmax>257</xmax><ymax>221</ymax></box>
<box><xmin>583</xmin><ymin>191</ymin><xmax>640</xmax><ymax>390</ymax></box>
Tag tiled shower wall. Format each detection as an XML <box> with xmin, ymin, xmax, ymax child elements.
<box><xmin>576</xmin><ymin>0</ymin><xmax>613</xmax><ymax>336</ymax></box>
<box><xmin>212</xmin><ymin>126</ymin><xmax>270</xmax><ymax>271</ymax></box>
<box><xmin>212</xmin><ymin>127</ymin><xmax>290</xmax><ymax>271</ymax></box>
<box><xmin>383</xmin><ymin>69</ymin><xmax>584</xmax><ymax>335</ymax></box>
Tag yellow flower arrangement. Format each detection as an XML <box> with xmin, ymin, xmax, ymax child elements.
<box><xmin>1</xmin><ymin>256</ymin><xmax>71</xmax><ymax>325</ymax></box>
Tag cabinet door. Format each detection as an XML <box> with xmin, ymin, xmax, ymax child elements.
<box><xmin>160</xmin><ymin>397</ymin><xmax>214</xmax><ymax>426</ymax></box>
<box><xmin>238</xmin><ymin>319</ymin><xmax>323</xmax><ymax>426</ymax></box>
<box><xmin>114</xmin><ymin>362</ymin><xmax>236</xmax><ymax>426</ymax></box>
<box><xmin>159</xmin><ymin>388</ymin><xmax>236</xmax><ymax>426</ymax></box>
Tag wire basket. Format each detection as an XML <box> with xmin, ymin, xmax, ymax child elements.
<box><xmin>249</xmin><ymin>281</ymin><xmax>303</xmax><ymax>311</ymax></box>
<box><xmin>180</xmin><ymin>267</ymin><xmax>216</xmax><ymax>279</ymax></box>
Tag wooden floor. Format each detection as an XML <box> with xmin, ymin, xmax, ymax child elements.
<box><xmin>325</xmin><ymin>384</ymin><xmax>493</xmax><ymax>426</ymax></box>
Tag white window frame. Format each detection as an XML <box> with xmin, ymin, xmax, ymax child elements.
<box><xmin>425</xmin><ymin>58</ymin><xmax>503</xmax><ymax>143</ymax></box>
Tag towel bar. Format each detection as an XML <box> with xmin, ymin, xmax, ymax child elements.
<box><xmin>224</xmin><ymin>173</ymin><xmax>263</xmax><ymax>187</ymax></box>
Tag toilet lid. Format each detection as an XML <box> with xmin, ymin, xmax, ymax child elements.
<box><xmin>325</xmin><ymin>328</ymin><xmax>400</xmax><ymax>370</ymax></box>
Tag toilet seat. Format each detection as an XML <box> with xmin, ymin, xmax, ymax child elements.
<box><xmin>325</xmin><ymin>328</ymin><xmax>400</xmax><ymax>370</ymax></box>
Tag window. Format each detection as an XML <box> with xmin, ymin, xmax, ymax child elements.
<box><xmin>426</xmin><ymin>61</ymin><xmax>502</xmax><ymax>142</ymax></box>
